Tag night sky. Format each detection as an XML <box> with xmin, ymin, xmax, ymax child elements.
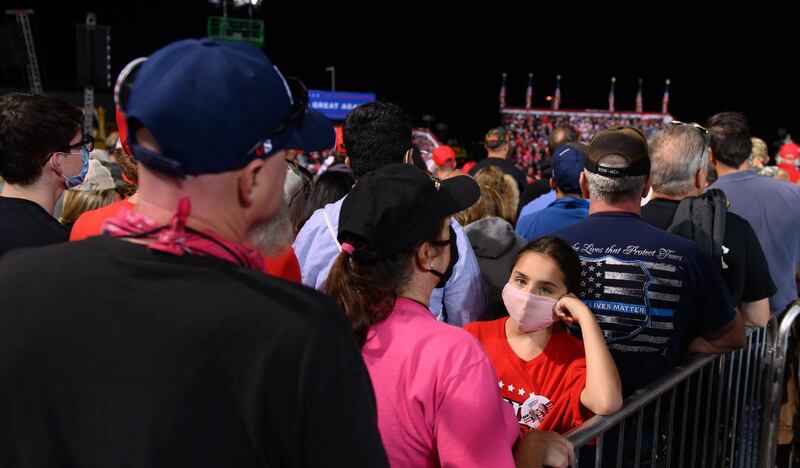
<box><xmin>2</xmin><ymin>1</ymin><xmax>795</xmax><ymax>152</ymax></box>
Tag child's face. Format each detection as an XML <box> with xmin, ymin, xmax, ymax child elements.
<box><xmin>508</xmin><ymin>252</ymin><xmax>568</xmax><ymax>299</ymax></box>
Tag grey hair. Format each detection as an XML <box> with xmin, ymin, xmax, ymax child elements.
<box><xmin>584</xmin><ymin>154</ymin><xmax>647</xmax><ymax>204</ymax></box>
<box><xmin>647</xmin><ymin>125</ymin><xmax>709</xmax><ymax>196</ymax></box>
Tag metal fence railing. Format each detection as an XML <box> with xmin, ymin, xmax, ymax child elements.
<box><xmin>563</xmin><ymin>301</ymin><xmax>800</xmax><ymax>468</ymax></box>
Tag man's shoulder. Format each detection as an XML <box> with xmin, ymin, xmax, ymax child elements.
<box><xmin>0</xmin><ymin>236</ymin><xmax>343</xmax><ymax>321</ymax></box>
<box><xmin>553</xmin><ymin>214</ymin><xmax>708</xmax><ymax>256</ymax></box>
<box><xmin>294</xmin><ymin>198</ymin><xmax>344</xmax><ymax>248</ymax></box>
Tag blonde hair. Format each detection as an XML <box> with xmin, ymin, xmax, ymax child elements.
<box><xmin>455</xmin><ymin>184</ymin><xmax>505</xmax><ymax>226</ymax></box>
<box><xmin>59</xmin><ymin>189</ymin><xmax>116</xmax><ymax>228</ymax></box>
<box><xmin>473</xmin><ymin>166</ymin><xmax>519</xmax><ymax>223</ymax></box>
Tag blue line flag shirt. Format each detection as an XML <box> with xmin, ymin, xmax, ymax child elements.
<box><xmin>553</xmin><ymin>212</ymin><xmax>736</xmax><ymax>396</ymax></box>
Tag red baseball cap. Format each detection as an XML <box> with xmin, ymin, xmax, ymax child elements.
<box><xmin>779</xmin><ymin>142</ymin><xmax>800</xmax><ymax>163</ymax></box>
<box><xmin>432</xmin><ymin>145</ymin><xmax>456</xmax><ymax>167</ymax></box>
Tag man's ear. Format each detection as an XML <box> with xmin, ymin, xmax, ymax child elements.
<box><xmin>47</xmin><ymin>153</ymin><xmax>63</xmax><ymax>176</ymax></box>
<box><xmin>642</xmin><ymin>173</ymin><xmax>653</xmax><ymax>198</ymax></box>
<box><xmin>579</xmin><ymin>172</ymin><xmax>590</xmax><ymax>198</ymax></box>
<box><xmin>695</xmin><ymin>167</ymin><xmax>707</xmax><ymax>191</ymax></box>
<box><xmin>238</xmin><ymin>158</ymin><xmax>266</xmax><ymax>207</ymax></box>
<box><xmin>549</xmin><ymin>178</ymin><xmax>556</xmax><ymax>190</ymax></box>
<box><xmin>707</xmin><ymin>146</ymin><xmax>717</xmax><ymax>165</ymax></box>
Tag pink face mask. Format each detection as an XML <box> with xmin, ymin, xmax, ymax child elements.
<box><xmin>502</xmin><ymin>284</ymin><xmax>558</xmax><ymax>332</ymax></box>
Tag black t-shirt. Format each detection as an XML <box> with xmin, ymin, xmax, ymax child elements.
<box><xmin>0</xmin><ymin>236</ymin><xmax>388</xmax><ymax>467</ymax></box>
<box><xmin>468</xmin><ymin>157</ymin><xmax>527</xmax><ymax>193</ymax></box>
<box><xmin>641</xmin><ymin>198</ymin><xmax>776</xmax><ymax>305</ymax></box>
<box><xmin>0</xmin><ymin>195</ymin><xmax>68</xmax><ymax>257</ymax></box>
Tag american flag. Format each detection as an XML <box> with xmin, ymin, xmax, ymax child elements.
<box><xmin>578</xmin><ymin>256</ymin><xmax>683</xmax><ymax>354</ymax></box>
<box><xmin>499</xmin><ymin>73</ymin><xmax>507</xmax><ymax>109</ymax></box>
<box><xmin>662</xmin><ymin>79</ymin><xmax>671</xmax><ymax>114</ymax></box>
<box><xmin>608</xmin><ymin>77</ymin><xmax>616</xmax><ymax>112</ymax></box>
<box><xmin>635</xmin><ymin>78</ymin><xmax>643</xmax><ymax>113</ymax></box>
<box><xmin>525</xmin><ymin>73</ymin><xmax>533</xmax><ymax>109</ymax></box>
<box><xmin>553</xmin><ymin>75</ymin><xmax>561</xmax><ymax>111</ymax></box>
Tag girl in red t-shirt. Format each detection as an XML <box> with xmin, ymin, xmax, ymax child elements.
<box><xmin>465</xmin><ymin>236</ymin><xmax>622</xmax><ymax>435</ymax></box>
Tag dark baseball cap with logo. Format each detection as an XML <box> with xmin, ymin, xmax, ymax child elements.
<box><xmin>338</xmin><ymin>164</ymin><xmax>479</xmax><ymax>257</ymax></box>
<box><xmin>484</xmin><ymin>127</ymin><xmax>509</xmax><ymax>150</ymax></box>
<box><xmin>585</xmin><ymin>126</ymin><xmax>651</xmax><ymax>178</ymax></box>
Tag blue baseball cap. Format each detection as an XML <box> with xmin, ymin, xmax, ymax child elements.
<box><xmin>551</xmin><ymin>142</ymin><xmax>588</xmax><ymax>194</ymax></box>
<box><xmin>125</xmin><ymin>38</ymin><xmax>334</xmax><ymax>177</ymax></box>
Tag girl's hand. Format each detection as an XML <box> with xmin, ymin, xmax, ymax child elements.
<box><xmin>554</xmin><ymin>293</ymin><xmax>596</xmax><ymax>327</ymax></box>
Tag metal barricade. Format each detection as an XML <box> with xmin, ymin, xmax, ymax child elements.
<box><xmin>563</xmin><ymin>302</ymin><xmax>800</xmax><ymax>468</ymax></box>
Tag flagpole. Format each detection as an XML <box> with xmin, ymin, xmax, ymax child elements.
<box><xmin>609</xmin><ymin>76</ymin><xmax>616</xmax><ymax>112</ymax></box>
<box><xmin>553</xmin><ymin>74</ymin><xmax>561</xmax><ymax>111</ymax></box>
<box><xmin>525</xmin><ymin>73</ymin><xmax>533</xmax><ymax>109</ymax></box>
<box><xmin>499</xmin><ymin>72</ymin><xmax>507</xmax><ymax>110</ymax></box>
<box><xmin>635</xmin><ymin>78</ymin><xmax>643</xmax><ymax>113</ymax></box>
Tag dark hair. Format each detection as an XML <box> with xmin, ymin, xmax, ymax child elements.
<box><xmin>705</xmin><ymin>112</ymin><xmax>752</xmax><ymax>169</ymax></box>
<box><xmin>342</xmin><ymin>102</ymin><xmax>412</xmax><ymax>178</ymax></box>
<box><xmin>288</xmin><ymin>164</ymin><xmax>313</xmax><ymax>234</ymax></box>
<box><xmin>326</xmin><ymin>218</ymin><xmax>448</xmax><ymax>347</ymax></box>
<box><xmin>515</xmin><ymin>236</ymin><xmax>581</xmax><ymax>295</ymax></box>
<box><xmin>297</xmin><ymin>168</ymin><xmax>354</xmax><ymax>231</ymax></box>
<box><xmin>548</xmin><ymin>125</ymin><xmax>579</xmax><ymax>154</ymax></box>
<box><xmin>0</xmin><ymin>93</ymin><xmax>83</xmax><ymax>185</ymax></box>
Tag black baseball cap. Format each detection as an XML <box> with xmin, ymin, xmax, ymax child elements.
<box><xmin>338</xmin><ymin>164</ymin><xmax>480</xmax><ymax>257</ymax></box>
<box><xmin>585</xmin><ymin>126</ymin><xmax>651</xmax><ymax>178</ymax></box>
<box><xmin>484</xmin><ymin>127</ymin><xmax>509</xmax><ymax>149</ymax></box>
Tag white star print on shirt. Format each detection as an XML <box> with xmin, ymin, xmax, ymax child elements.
<box><xmin>498</xmin><ymin>380</ymin><xmax>505</xmax><ymax>389</ymax></box>
<box><xmin>508</xmin><ymin>384</ymin><xmax>515</xmax><ymax>392</ymax></box>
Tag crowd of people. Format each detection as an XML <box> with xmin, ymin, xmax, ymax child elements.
<box><xmin>501</xmin><ymin>112</ymin><xmax>672</xmax><ymax>182</ymax></box>
<box><xmin>1</xmin><ymin>38</ymin><xmax>799</xmax><ymax>467</ymax></box>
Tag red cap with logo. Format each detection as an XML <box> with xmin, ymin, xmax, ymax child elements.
<box><xmin>432</xmin><ymin>145</ymin><xmax>456</xmax><ymax>167</ymax></box>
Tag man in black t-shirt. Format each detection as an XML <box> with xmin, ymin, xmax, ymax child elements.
<box><xmin>469</xmin><ymin>126</ymin><xmax>527</xmax><ymax>193</ymax></box>
<box><xmin>642</xmin><ymin>122</ymin><xmax>776</xmax><ymax>327</ymax></box>
<box><xmin>0</xmin><ymin>93</ymin><xmax>88</xmax><ymax>256</ymax></box>
<box><xmin>0</xmin><ymin>39</ymin><xmax>388</xmax><ymax>467</ymax></box>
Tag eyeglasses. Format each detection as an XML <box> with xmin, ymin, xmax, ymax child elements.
<box><xmin>669</xmin><ymin>120</ymin><xmax>709</xmax><ymax>158</ymax></box>
<box><xmin>67</xmin><ymin>135</ymin><xmax>94</xmax><ymax>153</ymax></box>
<box><xmin>43</xmin><ymin>135</ymin><xmax>94</xmax><ymax>164</ymax></box>
<box><xmin>243</xmin><ymin>76</ymin><xmax>309</xmax><ymax>161</ymax></box>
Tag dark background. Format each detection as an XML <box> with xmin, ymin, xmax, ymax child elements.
<box><xmin>1</xmin><ymin>1</ymin><xmax>795</xmax><ymax>152</ymax></box>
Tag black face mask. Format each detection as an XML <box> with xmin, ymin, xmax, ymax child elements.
<box><xmin>428</xmin><ymin>226</ymin><xmax>459</xmax><ymax>289</ymax></box>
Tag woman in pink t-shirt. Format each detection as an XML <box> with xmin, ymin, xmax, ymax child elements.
<box><xmin>326</xmin><ymin>164</ymin><xmax>574</xmax><ymax>468</ymax></box>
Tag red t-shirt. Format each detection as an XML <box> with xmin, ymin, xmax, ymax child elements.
<box><xmin>69</xmin><ymin>199</ymin><xmax>302</xmax><ymax>284</ymax></box>
<box><xmin>464</xmin><ymin>318</ymin><xmax>591</xmax><ymax>435</ymax></box>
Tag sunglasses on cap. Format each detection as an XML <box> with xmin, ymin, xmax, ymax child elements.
<box><xmin>669</xmin><ymin>120</ymin><xmax>709</xmax><ymax>140</ymax></box>
<box><xmin>245</xmin><ymin>75</ymin><xmax>310</xmax><ymax>160</ymax></box>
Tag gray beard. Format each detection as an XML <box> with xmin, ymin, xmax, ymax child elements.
<box><xmin>248</xmin><ymin>201</ymin><xmax>294</xmax><ymax>258</ymax></box>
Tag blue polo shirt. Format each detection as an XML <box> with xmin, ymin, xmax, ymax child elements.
<box><xmin>516</xmin><ymin>197</ymin><xmax>589</xmax><ymax>241</ymax></box>
<box><xmin>709</xmin><ymin>170</ymin><xmax>800</xmax><ymax>313</ymax></box>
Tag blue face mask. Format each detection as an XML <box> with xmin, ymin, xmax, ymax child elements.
<box><xmin>63</xmin><ymin>148</ymin><xmax>90</xmax><ymax>188</ymax></box>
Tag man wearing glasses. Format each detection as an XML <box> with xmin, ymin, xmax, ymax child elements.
<box><xmin>642</xmin><ymin>121</ymin><xmax>776</xmax><ymax>328</ymax></box>
<box><xmin>0</xmin><ymin>93</ymin><xmax>90</xmax><ymax>256</ymax></box>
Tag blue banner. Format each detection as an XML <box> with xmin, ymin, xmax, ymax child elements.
<box><xmin>308</xmin><ymin>90</ymin><xmax>376</xmax><ymax>121</ymax></box>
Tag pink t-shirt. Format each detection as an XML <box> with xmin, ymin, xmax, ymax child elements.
<box><xmin>362</xmin><ymin>297</ymin><xmax>519</xmax><ymax>468</ymax></box>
